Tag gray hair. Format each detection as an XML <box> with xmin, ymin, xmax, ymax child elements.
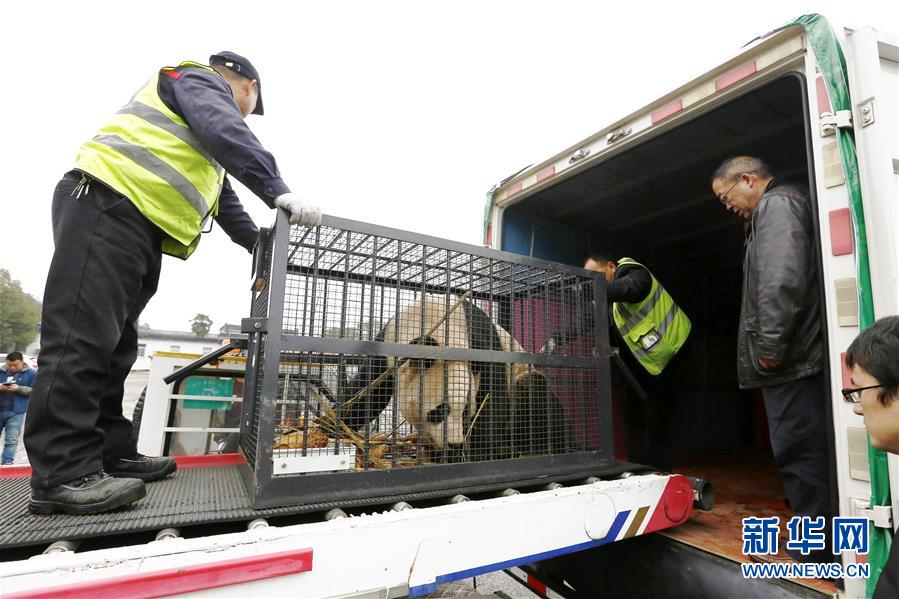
<box><xmin>711</xmin><ymin>156</ymin><xmax>772</xmax><ymax>185</ymax></box>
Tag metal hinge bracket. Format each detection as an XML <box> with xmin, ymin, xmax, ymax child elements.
<box><xmin>851</xmin><ymin>498</ymin><xmax>894</xmax><ymax>529</ymax></box>
<box><xmin>569</xmin><ymin>148</ymin><xmax>591</xmax><ymax>164</ymax></box>
<box><xmin>862</xmin><ymin>505</ymin><xmax>894</xmax><ymax>529</ymax></box>
<box><xmin>819</xmin><ymin>110</ymin><xmax>853</xmax><ymax>137</ymax></box>
<box><xmin>241</xmin><ymin>317</ymin><xmax>269</xmax><ymax>334</ymax></box>
<box><xmin>606</xmin><ymin>127</ymin><xmax>632</xmax><ymax>144</ymax></box>
<box><xmin>858</xmin><ymin>99</ymin><xmax>875</xmax><ymax>128</ymax></box>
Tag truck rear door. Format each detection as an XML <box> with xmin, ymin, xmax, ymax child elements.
<box><xmin>844</xmin><ymin>21</ymin><xmax>899</xmax><ymax>577</ymax></box>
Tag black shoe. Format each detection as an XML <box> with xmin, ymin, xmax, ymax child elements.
<box><xmin>29</xmin><ymin>471</ymin><xmax>146</xmax><ymax>515</ymax></box>
<box><xmin>104</xmin><ymin>453</ymin><xmax>177</xmax><ymax>482</ymax></box>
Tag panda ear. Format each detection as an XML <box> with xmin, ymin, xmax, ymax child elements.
<box><xmin>462</xmin><ymin>300</ymin><xmax>504</xmax><ymax>352</ymax></box>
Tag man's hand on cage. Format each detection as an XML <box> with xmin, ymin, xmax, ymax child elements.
<box><xmin>274</xmin><ymin>193</ymin><xmax>322</xmax><ymax>228</ymax></box>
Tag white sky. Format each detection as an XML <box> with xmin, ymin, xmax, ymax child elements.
<box><xmin>2</xmin><ymin>1</ymin><xmax>896</xmax><ymax>334</ymax></box>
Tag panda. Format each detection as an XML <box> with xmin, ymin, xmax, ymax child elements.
<box><xmin>336</xmin><ymin>294</ymin><xmax>569</xmax><ymax>463</ymax></box>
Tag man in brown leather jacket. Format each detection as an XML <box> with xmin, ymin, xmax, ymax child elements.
<box><xmin>711</xmin><ymin>155</ymin><xmax>833</xmax><ymax>563</ymax></box>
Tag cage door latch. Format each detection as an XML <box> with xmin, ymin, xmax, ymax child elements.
<box><xmin>242</xmin><ymin>317</ymin><xmax>270</xmax><ymax>333</ymax></box>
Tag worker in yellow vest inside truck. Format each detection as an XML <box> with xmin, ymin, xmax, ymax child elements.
<box><xmin>25</xmin><ymin>52</ymin><xmax>320</xmax><ymax>516</ymax></box>
<box><xmin>542</xmin><ymin>250</ymin><xmax>691</xmax><ymax>470</ymax></box>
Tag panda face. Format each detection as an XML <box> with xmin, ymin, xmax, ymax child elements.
<box><xmin>384</xmin><ymin>296</ymin><xmax>481</xmax><ymax>456</ymax></box>
<box><xmin>394</xmin><ymin>355</ymin><xmax>478</xmax><ymax>452</ymax></box>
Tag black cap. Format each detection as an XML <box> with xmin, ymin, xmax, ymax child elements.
<box><xmin>209</xmin><ymin>51</ymin><xmax>264</xmax><ymax>115</ymax></box>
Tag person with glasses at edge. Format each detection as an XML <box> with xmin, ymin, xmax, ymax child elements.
<box><xmin>711</xmin><ymin>156</ymin><xmax>833</xmax><ymax>564</ymax></box>
<box><xmin>843</xmin><ymin>315</ymin><xmax>899</xmax><ymax>598</ymax></box>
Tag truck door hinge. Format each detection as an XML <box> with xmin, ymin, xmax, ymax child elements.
<box><xmin>851</xmin><ymin>498</ymin><xmax>894</xmax><ymax>529</ymax></box>
<box><xmin>606</xmin><ymin>127</ymin><xmax>632</xmax><ymax>145</ymax></box>
<box><xmin>864</xmin><ymin>505</ymin><xmax>894</xmax><ymax>529</ymax></box>
<box><xmin>819</xmin><ymin>110</ymin><xmax>853</xmax><ymax>137</ymax></box>
<box><xmin>858</xmin><ymin>100</ymin><xmax>875</xmax><ymax>128</ymax></box>
<box><xmin>569</xmin><ymin>147</ymin><xmax>591</xmax><ymax>164</ymax></box>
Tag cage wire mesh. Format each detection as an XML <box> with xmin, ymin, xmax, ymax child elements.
<box><xmin>243</xmin><ymin>218</ymin><xmax>605</xmax><ymax>482</ymax></box>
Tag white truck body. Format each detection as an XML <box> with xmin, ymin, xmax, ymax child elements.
<box><xmin>485</xmin><ymin>15</ymin><xmax>897</xmax><ymax>599</ymax></box>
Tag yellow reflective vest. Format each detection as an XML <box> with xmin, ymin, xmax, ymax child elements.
<box><xmin>612</xmin><ymin>258</ymin><xmax>691</xmax><ymax>375</ymax></box>
<box><xmin>74</xmin><ymin>62</ymin><xmax>226</xmax><ymax>259</ymax></box>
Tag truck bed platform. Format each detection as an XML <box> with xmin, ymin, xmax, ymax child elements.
<box><xmin>0</xmin><ymin>455</ymin><xmax>641</xmax><ymax>552</ymax></box>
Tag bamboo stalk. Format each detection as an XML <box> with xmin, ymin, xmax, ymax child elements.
<box><xmin>310</xmin><ymin>392</ymin><xmax>365</xmax><ymax>447</ymax></box>
<box><xmin>463</xmin><ymin>392</ymin><xmax>490</xmax><ymax>443</ymax></box>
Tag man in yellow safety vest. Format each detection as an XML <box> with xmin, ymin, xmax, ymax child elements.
<box><xmin>542</xmin><ymin>251</ymin><xmax>691</xmax><ymax>469</ymax></box>
<box><xmin>25</xmin><ymin>52</ymin><xmax>319</xmax><ymax>515</ymax></box>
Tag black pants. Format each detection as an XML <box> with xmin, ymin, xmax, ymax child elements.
<box><xmin>24</xmin><ymin>172</ymin><xmax>163</xmax><ymax>489</ymax></box>
<box><xmin>762</xmin><ymin>373</ymin><xmax>835</xmax><ymax>561</ymax></box>
<box><xmin>624</xmin><ymin>371</ymin><xmax>673</xmax><ymax>470</ymax></box>
<box><xmin>616</xmin><ymin>339</ymin><xmax>682</xmax><ymax>471</ymax></box>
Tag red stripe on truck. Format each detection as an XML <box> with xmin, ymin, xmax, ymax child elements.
<box><xmin>5</xmin><ymin>548</ymin><xmax>313</xmax><ymax>599</ymax></box>
<box><xmin>715</xmin><ymin>61</ymin><xmax>757</xmax><ymax>91</ymax></box>
<box><xmin>536</xmin><ymin>166</ymin><xmax>556</xmax><ymax>182</ymax></box>
<box><xmin>651</xmin><ymin>100</ymin><xmax>683</xmax><ymax>124</ymax></box>
<box><xmin>642</xmin><ymin>475</ymin><xmax>693</xmax><ymax>534</ymax></box>
<box><xmin>527</xmin><ymin>574</ymin><xmax>548</xmax><ymax>594</ymax></box>
<box><xmin>176</xmin><ymin>453</ymin><xmax>246</xmax><ymax>469</ymax></box>
<box><xmin>0</xmin><ymin>465</ymin><xmax>32</xmax><ymax>479</ymax></box>
<box><xmin>507</xmin><ymin>182</ymin><xmax>523</xmax><ymax>198</ymax></box>
<box><xmin>828</xmin><ymin>208</ymin><xmax>853</xmax><ymax>256</ymax></box>
<box><xmin>841</xmin><ymin>352</ymin><xmax>852</xmax><ymax>390</ymax></box>
<box><xmin>0</xmin><ymin>454</ymin><xmax>245</xmax><ymax>479</ymax></box>
<box><xmin>816</xmin><ymin>76</ymin><xmax>832</xmax><ymax>117</ymax></box>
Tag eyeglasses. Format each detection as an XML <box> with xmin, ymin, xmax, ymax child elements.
<box><xmin>718</xmin><ymin>171</ymin><xmax>756</xmax><ymax>205</ymax></box>
<box><xmin>841</xmin><ymin>384</ymin><xmax>886</xmax><ymax>403</ymax></box>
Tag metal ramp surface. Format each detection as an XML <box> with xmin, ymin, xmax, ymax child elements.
<box><xmin>0</xmin><ymin>455</ymin><xmax>636</xmax><ymax>551</ymax></box>
<box><xmin>0</xmin><ymin>457</ymin><xmax>292</xmax><ymax>550</ymax></box>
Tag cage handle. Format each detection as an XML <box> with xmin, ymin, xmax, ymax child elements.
<box><xmin>163</xmin><ymin>339</ymin><xmax>248</xmax><ymax>386</ymax></box>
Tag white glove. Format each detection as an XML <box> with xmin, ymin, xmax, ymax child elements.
<box><xmin>274</xmin><ymin>193</ymin><xmax>321</xmax><ymax>228</ymax></box>
<box><xmin>539</xmin><ymin>338</ymin><xmax>556</xmax><ymax>355</ymax></box>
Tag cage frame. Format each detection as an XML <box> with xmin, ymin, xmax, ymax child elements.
<box><xmin>239</xmin><ymin>211</ymin><xmax>614</xmax><ymax>509</ymax></box>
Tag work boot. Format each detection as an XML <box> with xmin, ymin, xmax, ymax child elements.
<box><xmin>104</xmin><ymin>453</ymin><xmax>177</xmax><ymax>482</ymax></box>
<box><xmin>29</xmin><ymin>471</ymin><xmax>146</xmax><ymax>515</ymax></box>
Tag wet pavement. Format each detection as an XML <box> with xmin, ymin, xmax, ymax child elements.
<box><xmin>8</xmin><ymin>369</ymin><xmax>149</xmax><ymax>465</ymax></box>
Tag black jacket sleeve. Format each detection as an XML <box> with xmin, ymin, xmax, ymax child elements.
<box><xmin>215</xmin><ymin>177</ymin><xmax>260</xmax><ymax>253</ymax></box>
<box><xmin>751</xmin><ymin>192</ymin><xmax>812</xmax><ymax>360</ymax></box>
<box><xmin>160</xmin><ymin>69</ymin><xmax>290</xmax><ymax>206</ymax></box>
<box><xmin>607</xmin><ymin>263</ymin><xmax>652</xmax><ymax>303</ymax></box>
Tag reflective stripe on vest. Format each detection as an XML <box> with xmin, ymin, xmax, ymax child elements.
<box><xmin>73</xmin><ymin>62</ymin><xmax>225</xmax><ymax>259</ymax></box>
<box><xmin>612</xmin><ymin>258</ymin><xmax>691</xmax><ymax>376</ymax></box>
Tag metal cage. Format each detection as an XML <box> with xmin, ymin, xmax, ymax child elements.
<box><xmin>239</xmin><ymin>212</ymin><xmax>613</xmax><ymax>508</ymax></box>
